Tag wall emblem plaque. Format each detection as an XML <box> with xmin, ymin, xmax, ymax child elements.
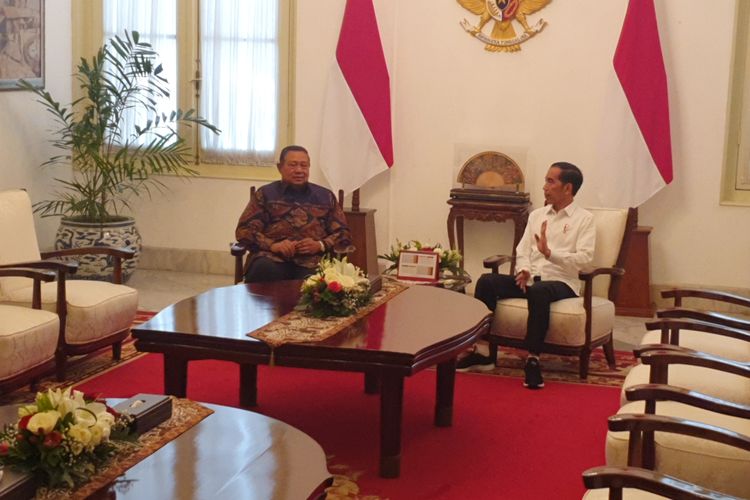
<box><xmin>457</xmin><ymin>0</ymin><xmax>551</xmax><ymax>52</ymax></box>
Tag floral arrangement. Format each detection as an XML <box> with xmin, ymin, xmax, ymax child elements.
<box><xmin>299</xmin><ymin>257</ymin><xmax>372</xmax><ymax>318</ymax></box>
<box><xmin>379</xmin><ymin>240</ymin><xmax>463</xmax><ymax>275</ymax></box>
<box><xmin>0</xmin><ymin>388</ymin><xmax>135</xmax><ymax>489</ymax></box>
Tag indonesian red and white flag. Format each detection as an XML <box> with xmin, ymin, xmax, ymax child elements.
<box><xmin>592</xmin><ymin>0</ymin><xmax>673</xmax><ymax>208</ymax></box>
<box><xmin>319</xmin><ymin>0</ymin><xmax>394</xmax><ymax>195</ymax></box>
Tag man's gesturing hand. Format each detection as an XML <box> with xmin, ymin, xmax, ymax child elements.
<box><xmin>534</xmin><ymin>220</ymin><xmax>551</xmax><ymax>259</ymax></box>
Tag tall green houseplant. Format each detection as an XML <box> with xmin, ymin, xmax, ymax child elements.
<box><xmin>21</xmin><ymin>31</ymin><xmax>218</xmax><ymax>280</ymax></box>
<box><xmin>21</xmin><ymin>30</ymin><xmax>219</xmax><ymax>222</ymax></box>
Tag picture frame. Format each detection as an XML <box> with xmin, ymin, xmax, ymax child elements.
<box><xmin>0</xmin><ymin>0</ymin><xmax>44</xmax><ymax>91</ymax></box>
<box><xmin>397</xmin><ymin>250</ymin><xmax>440</xmax><ymax>283</ymax></box>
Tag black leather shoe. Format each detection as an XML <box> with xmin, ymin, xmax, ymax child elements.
<box><xmin>456</xmin><ymin>352</ymin><xmax>495</xmax><ymax>372</ymax></box>
<box><xmin>523</xmin><ymin>357</ymin><xmax>544</xmax><ymax>389</ymax></box>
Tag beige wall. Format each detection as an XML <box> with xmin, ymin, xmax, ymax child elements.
<box><xmin>1</xmin><ymin>0</ymin><xmax>747</xmax><ymax>291</ymax></box>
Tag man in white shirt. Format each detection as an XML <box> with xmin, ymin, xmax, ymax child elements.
<box><xmin>460</xmin><ymin>162</ymin><xmax>595</xmax><ymax>389</ymax></box>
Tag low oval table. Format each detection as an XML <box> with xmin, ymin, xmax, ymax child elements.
<box><xmin>133</xmin><ymin>281</ymin><xmax>492</xmax><ymax>478</ymax></box>
<box><xmin>0</xmin><ymin>402</ymin><xmax>331</xmax><ymax>500</ymax></box>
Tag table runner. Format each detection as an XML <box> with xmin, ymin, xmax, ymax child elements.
<box><xmin>248</xmin><ymin>279</ymin><xmax>408</xmax><ymax>348</ymax></box>
<box><xmin>37</xmin><ymin>398</ymin><xmax>213</xmax><ymax>499</ymax></box>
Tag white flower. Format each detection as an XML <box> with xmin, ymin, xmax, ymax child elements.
<box><xmin>27</xmin><ymin>411</ymin><xmax>61</xmax><ymax>435</ymax></box>
<box><xmin>18</xmin><ymin>404</ymin><xmax>38</xmax><ymax>417</ymax></box>
<box><xmin>68</xmin><ymin>423</ymin><xmax>93</xmax><ymax>447</ymax></box>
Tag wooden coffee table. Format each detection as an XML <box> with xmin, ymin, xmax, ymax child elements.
<box><xmin>132</xmin><ymin>281</ymin><xmax>491</xmax><ymax>477</ymax></box>
<box><xmin>0</xmin><ymin>401</ymin><xmax>330</xmax><ymax>500</ymax></box>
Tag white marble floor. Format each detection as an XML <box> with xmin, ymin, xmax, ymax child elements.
<box><xmin>127</xmin><ymin>269</ymin><xmax>651</xmax><ymax>350</ymax></box>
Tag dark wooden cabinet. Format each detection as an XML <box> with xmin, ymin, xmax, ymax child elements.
<box><xmin>615</xmin><ymin>226</ymin><xmax>654</xmax><ymax>317</ymax></box>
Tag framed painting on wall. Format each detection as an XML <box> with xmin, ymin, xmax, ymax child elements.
<box><xmin>0</xmin><ymin>0</ymin><xmax>43</xmax><ymax>90</ymax></box>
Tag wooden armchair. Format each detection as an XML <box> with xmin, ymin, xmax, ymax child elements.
<box><xmin>585</xmin><ymin>413</ymin><xmax>750</xmax><ymax>499</ymax></box>
<box><xmin>482</xmin><ymin>207</ymin><xmax>636</xmax><ymax>378</ymax></box>
<box><xmin>0</xmin><ymin>189</ymin><xmax>138</xmax><ymax>380</ymax></box>
<box><xmin>606</xmin><ymin>348</ymin><xmax>750</xmax><ymax>498</ymax></box>
<box><xmin>640</xmin><ymin>289</ymin><xmax>750</xmax><ymax>362</ymax></box>
<box><xmin>231</xmin><ymin>186</ymin><xmax>347</xmax><ymax>284</ymax></box>
<box><xmin>0</xmin><ymin>268</ymin><xmax>59</xmax><ymax>394</ymax></box>
<box><xmin>622</xmin><ymin>319</ymin><xmax>750</xmax><ymax>406</ymax></box>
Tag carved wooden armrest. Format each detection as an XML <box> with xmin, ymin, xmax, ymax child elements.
<box><xmin>41</xmin><ymin>246</ymin><xmax>135</xmax><ymax>260</ymax></box>
<box><xmin>0</xmin><ymin>267</ymin><xmax>56</xmax><ymax>309</ymax></box>
<box><xmin>583</xmin><ymin>465</ymin><xmax>746</xmax><ymax>500</ymax></box>
<box><xmin>632</xmin><ymin>342</ymin><xmax>698</xmax><ymax>358</ymax></box>
<box><xmin>0</xmin><ymin>259</ymin><xmax>78</xmax><ymax>275</ymax></box>
<box><xmin>230</xmin><ymin>242</ymin><xmax>248</xmax><ymax>257</ymax></box>
<box><xmin>639</xmin><ymin>348</ymin><xmax>750</xmax><ymax>379</ymax></box>
<box><xmin>0</xmin><ymin>267</ymin><xmax>56</xmax><ymax>280</ymax></box>
<box><xmin>482</xmin><ymin>254</ymin><xmax>513</xmax><ymax>274</ymax></box>
<box><xmin>645</xmin><ymin>318</ymin><xmax>750</xmax><ymax>344</ymax></box>
<box><xmin>656</xmin><ymin>308</ymin><xmax>750</xmax><ymax>331</ymax></box>
<box><xmin>625</xmin><ymin>383</ymin><xmax>750</xmax><ymax>419</ymax></box>
<box><xmin>578</xmin><ymin>266</ymin><xmax>625</xmax><ymax>283</ymax></box>
<box><xmin>662</xmin><ymin>288</ymin><xmax>750</xmax><ymax>309</ymax></box>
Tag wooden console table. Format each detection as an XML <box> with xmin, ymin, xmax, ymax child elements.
<box><xmin>447</xmin><ymin>198</ymin><xmax>531</xmax><ymax>275</ymax></box>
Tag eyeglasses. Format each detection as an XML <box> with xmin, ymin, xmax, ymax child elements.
<box><xmin>284</xmin><ymin>162</ymin><xmax>310</xmax><ymax>170</ymax></box>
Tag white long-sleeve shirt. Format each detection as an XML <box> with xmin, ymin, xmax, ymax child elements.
<box><xmin>515</xmin><ymin>203</ymin><xmax>596</xmax><ymax>295</ymax></box>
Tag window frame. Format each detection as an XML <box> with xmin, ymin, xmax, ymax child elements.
<box><xmin>72</xmin><ymin>0</ymin><xmax>295</xmax><ymax>181</ymax></box>
<box><xmin>721</xmin><ymin>0</ymin><xmax>750</xmax><ymax>205</ymax></box>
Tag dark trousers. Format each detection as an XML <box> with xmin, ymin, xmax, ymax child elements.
<box><xmin>474</xmin><ymin>273</ymin><xmax>576</xmax><ymax>355</ymax></box>
<box><xmin>244</xmin><ymin>257</ymin><xmax>315</xmax><ymax>283</ymax></box>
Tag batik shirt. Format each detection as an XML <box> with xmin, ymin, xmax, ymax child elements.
<box><xmin>235</xmin><ymin>181</ymin><xmax>353</xmax><ymax>269</ymax></box>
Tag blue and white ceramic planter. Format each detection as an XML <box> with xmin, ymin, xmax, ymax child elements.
<box><xmin>54</xmin><ymin>217</ymin><xmax>141</xmax><ymax>282</ymax></box>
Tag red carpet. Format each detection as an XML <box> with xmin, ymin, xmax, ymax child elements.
<box><xmin>75</xmin><ymin>354</ymin><xmax>620</xmax><ymax>499</ymax></box>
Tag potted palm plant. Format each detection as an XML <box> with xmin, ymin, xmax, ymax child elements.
<box><xmin>20</xmin><ymin>30</ymin><xmax>218</xmax><ymax>280</ymax></box>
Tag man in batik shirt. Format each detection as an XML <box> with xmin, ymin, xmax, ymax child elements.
<box><xmin>235</xmin><ymin>145</ymin><xmax>354</xmax><ymax>283</ymax></box>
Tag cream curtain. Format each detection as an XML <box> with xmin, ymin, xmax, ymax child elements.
<box><xmin>200</xmin><ymin>0</ymin><xmax>280</xmax><ymax>165</ymax></box>
<box><xmin>103</xmin><ymin>0</ymin><xmax>178</xmax><ymax>147</ymax></box>
<box><xmin>103</xmin><ymin>0</ymin><xmax>280</xmax><ymax>165</ymax></box>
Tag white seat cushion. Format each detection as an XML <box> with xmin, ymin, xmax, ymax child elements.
<box><xmin>640</xmin><ymin>330</ymin><xmax>750</xmax><ymax>362</ymax></box>
<box><xmin>492</xmin><ymin>296</ymin><xmax>615</xmax><ymax>346</ymax></box>
<box><xmin>621</xmin><ymin>363</ymin><xmax>750</xmax><ymax>407</ymax></box>
<box><xmin>0</xmin><ymin>305</ymin><xmax>58</xmax><ymax>381</ymax></box>
<box><xmin>2</xmin><ymin>281</ymin><xmax>138</xmax><ymax>345</ymax></box>
<box><xmin>607</xmin><ymin>401</ymin><xmax>750</xmax><ymax>499</ymax></box>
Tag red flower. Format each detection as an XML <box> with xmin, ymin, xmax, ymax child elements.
<box><xmin>43</xmin><ymin>431</ymin><xmax>63</xmax><ymax>448</ymax></box>
<box><xmin>18</xmin><ymin>415</ymin><xmax>31</xmax><ymax>430</ymax></box>
<box><xmin>0</xmin><ymin>441</ymin><xmax>9</xmax><ymax>455</ymax></box>
<box><xmin>327</xmin><ymin>281</ymin><xmax>342</xmax><ymax>293</ymax></box>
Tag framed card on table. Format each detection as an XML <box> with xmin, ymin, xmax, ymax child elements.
<box><xmin>397</xmin><ymin>250</ymin><xmax>440</xmax><ymax>283</ymax></box>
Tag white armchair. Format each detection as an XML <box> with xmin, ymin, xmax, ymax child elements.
<box><xmin>0</xmin><ymin>268</ymin><xmax>59</xmax><ymax>394</ymax></box>
<box><xmin>585</xmin><ymin>413</ymin><xmax>750</xmax><ymax>499</ymax></box>
<box><xmin>607</xmin><ymin>350</ymin><xmax>750</xmax><ymax>498</ymax></box>
<box><xmin>483</xmin><ymin>207</ymin><xmax>636</xmax><ymax>378</ymax></box>
<box><xmin>0</xmin><ymin>189</ymin><xmax>138</xmax><ymax>380</ymax></box>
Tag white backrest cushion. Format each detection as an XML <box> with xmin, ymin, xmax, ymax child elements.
<box><xmin>587</xmin><ymin>207</ymin><xmax>629</xmax><ymax>298</ymax></box>
<box><xmin>0</xmin><ymin>190</ymin><xmax>43</xmax><ymax>297</ymax></box>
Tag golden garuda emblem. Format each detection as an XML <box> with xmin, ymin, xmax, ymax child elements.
<box><xmin>457</xmin><ymin>0</ymin><xmax>552</xmax><ymax>52</ymax></box>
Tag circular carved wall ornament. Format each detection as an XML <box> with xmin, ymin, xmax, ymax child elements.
<box><xmin>457</xmin><ymin>151</ymin><xmax>524</xmax><ymax>192</ymax></box>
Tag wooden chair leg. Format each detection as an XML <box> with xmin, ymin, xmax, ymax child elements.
<box><xmin>578</xmin><ymin>348</ymin><xmax>591</xmax><ymax>379</ymax></box>
<box><xmin>603</xmin><ymin>336</ymin><xmax>616</xmax><ymax>369</ymax></box>
<box><xmin>55</xmin><ymin>349</ymin><xmax>67</xmax><ymax>381</ymax></box>
<box><xmin>112</xmin><ymin>341</ymin><xmax>122</xmax><ymax>361</ymax></box>
<box><xmin>488</xmin><ymin>340</ymin><xmax>499</xmax><ymax>365</ymax></box>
